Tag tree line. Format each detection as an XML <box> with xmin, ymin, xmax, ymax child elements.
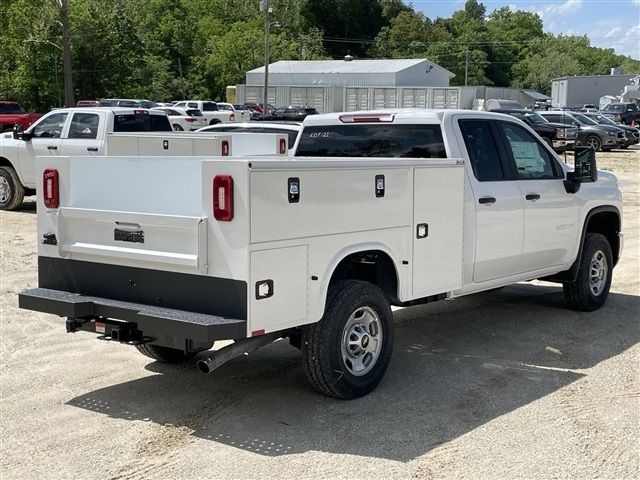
<box><xmin>1</xmin><ymin>0</ymin><xmax>638</xmax><ymax>111</ymax></box>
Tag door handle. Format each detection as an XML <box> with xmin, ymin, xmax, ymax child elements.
<box><xmin>525</xmin><ymin>194</ymin><xmax>541</xmax><ymax>201</ymax></box>
<box><xmin>478</xmin><ymin>196</ymin><xmax>496</xmax><ymax>205</ymax></box>
<box><xmin>47</xmin><ymin>146</ymin><xmax>57</xmax><ymax>150</ymax></box>
<box><xmin>87</xmin><ymin>147</ymin><xmax>98</xmax><ymax>152</ymax></box>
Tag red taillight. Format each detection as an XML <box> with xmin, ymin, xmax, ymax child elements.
<box><xmin>133</xmin><ymin>109</ymin><xmax>148</xmax><ymax>115</ymax></box>
<box><xmin>221</xmin><ymin>140</ymin><xmax>230</xmax><ymax>156</ymax></box>
<box><xmin>279</xmin><ymin>138</ymin><xmax>287</xmax><ymax>154</ymax></box>
<box><xmin>213</xmin><ymin>175</ymin><xmax>234</xmax><ymax>221</ymax></box>
<box><xmin>43</xmin><ymin>168</ymin><xmax>59</xmax><ymax>209</ymax></box>
<box><xmin>185</xmin><ymin>117</ymin><xmax>196</xmax><ymax>122</ymax></box>
<box><xmin>230</xmin><ymin>113</ymin><xmax>235</xmax><ymax>122</ymax></box>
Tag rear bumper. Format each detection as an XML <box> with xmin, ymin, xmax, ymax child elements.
<box><xmin>19</xmin><ymin>287</ymin><xmax>246</xmax><ymax>344</ymax></box>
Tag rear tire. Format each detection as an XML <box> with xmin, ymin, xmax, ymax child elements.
<box><xmin>302</xmin><ymin>280</ymin><xmax>394</xmax><ymax>399</ymax></box>
<box><xmin>0</xmin><ymin>166</ymin><xmax>25</xmax><ymax>211</ymax></box>
<box><xmin>209</xmin><ymin>119</ymin><xmax>221</xmax><ymax>125</ymax></box>
<box><xmin>135</xmin><ymin>344</ymin><xmax>195</xmax><ymax>363</ymax></box>
<box><xmin>563</xmin><ymin>233</ymin><xmax>613</xmax><ymax>311</ymax></box>
<box><xmin>172</xmin><ymin>124</ymin><xmax>184</xmax><ymax>131</ymax></box>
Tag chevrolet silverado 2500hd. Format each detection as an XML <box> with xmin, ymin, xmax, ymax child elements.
<box><xmin>19</xmin><ymin>109</ymin><xmax>623</xmax><ymax>399</ymax></box>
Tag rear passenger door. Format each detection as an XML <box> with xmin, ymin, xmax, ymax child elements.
<box><xmin>458</xmin><ymin>119</ymin><xmax>525</xmax><ymax>283</ymax></box>
<box><xmin>59</xmin><ymin>112</ymin><xmax>103</xmax><ymax>156</ymax></box>
<box><xmin>496</xmin><ymin>121</ymin><xmax>579</xmax><ymax>272</ymax></box>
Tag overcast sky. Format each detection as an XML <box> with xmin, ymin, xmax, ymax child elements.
<box><xmin>413</xmin><ymin>0</ymin><xmax>640</xmax><ymax>60</ymax></box>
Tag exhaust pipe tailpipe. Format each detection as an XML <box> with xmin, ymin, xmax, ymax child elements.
<box><xmin>197</xmin><ymin>332</ymin><xmax>280</xmax><ymax>374</ymax></box>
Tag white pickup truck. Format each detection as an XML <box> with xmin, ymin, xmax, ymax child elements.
<box><xmin>19</xmin><ymin>109</ymin><xmax>623</xmax><ymax>399</ymax></box>
<box><xmin>0</xmin><ymin>107</ymin><xmax>288</xmax><ymax>210</ymax></box>
<box><xmin>173</xmin><ymin>101</ymin><xmax>237</xmax><ymax>125</ymax></box>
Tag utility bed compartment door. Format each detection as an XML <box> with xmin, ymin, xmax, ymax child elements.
<box><xmin>412</xmin><ymin>164</ymin><xmax>464</xmax><ymax>296</ymax></box>
<box><xmin>56</xmin><ymin>208</ymin><xmax>208</xmax><ymax>274</ymax></box>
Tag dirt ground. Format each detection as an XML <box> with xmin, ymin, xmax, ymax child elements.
<box><xmin>1</xmin><ymin>147</ymin><xmax>638</xmax><ymax>479</ymax></box>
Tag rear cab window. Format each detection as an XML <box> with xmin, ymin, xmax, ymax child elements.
<box><xmin>113</xmin><ymin>112</ymin><xmax>172</xmax><ymax>132</ymax></box>
<box><xmin>296</xmin><ymin>124</ymin><xmax>447</xmax><ymax>158</ymax></box>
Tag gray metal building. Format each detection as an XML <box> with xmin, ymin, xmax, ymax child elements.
<box><xmin>246</xmin><ymin>59</ymin><xmax>455</xmax><ymax>88</ymax></box>
<box><xmin>551</xmin><ymin>74</ymin><xmax>637</xmax><ymax>108</ymax></box>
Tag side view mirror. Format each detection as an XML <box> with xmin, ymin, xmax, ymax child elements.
<box><xmin>13</xmin><ymin>124</ymin><xmax>32</xmax><ymax>141</ymax></box>
<box><xmin>565</xmin><ymin>146</ymin><xmax>597</xmax><ymax>193</ymax></box>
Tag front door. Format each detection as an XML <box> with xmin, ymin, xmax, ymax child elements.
<box><xmin>458</xmin><ymin>119</ymin><xmax>525</xmax><ymax>283</ymax></box>
<box><xmin>18</xmin><ymin>111</ymin><xmax>69</xmax><ymax>187</ymax></box>
<box><xmin>496</xmin><ymin>121</ymin><xmax>579</xmax><ymax>272</ymax></box>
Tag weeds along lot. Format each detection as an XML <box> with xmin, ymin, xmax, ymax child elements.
<box><xmin>1</xmin><ymin>147</ymin><xmax>638</xmax><ymax>479</ymax></box>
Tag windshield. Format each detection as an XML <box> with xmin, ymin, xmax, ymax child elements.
<box><xmin>0</xmin><ymin>103</ymin><xmax>22</xmax><ymax>114</ymax></box>
<box><xmin>602</xmin><ymin>104</ymin><xmax>624</xmax><ymax>113</ymax></box>
<box><xmin>524</xmin><ymin>112</ymin><xmax>548</xmax><ymax>124</ymax></box>
<box><xmin>589</xmin><ymin>115</ymin><xmax>616</xmax><ymax>126</ymax></box>
<box><xmin>572</xmin><ymin>113</ymin><xmax>598</xmax><ymax>125</ymax></box>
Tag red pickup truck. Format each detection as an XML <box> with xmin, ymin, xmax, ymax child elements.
<box><xmin>0</xmin><ymin>101</ymin><xmax>43</xmax><ymax>133</ymax></box>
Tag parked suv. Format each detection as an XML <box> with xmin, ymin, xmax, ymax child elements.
<box><xmin>539</xmin><ymin>111</ymin><xmax>625</xmax><ymax>151</ymax></box>
<box><xmin>584</xmin><ymin>112</ymin><xmax>639</xmax><ymax>148</ymax></box>
<box><xmin>490</xmin><ymin>109</ymin><xmax>577</xmax><ymax>152</ymax></box>
<box><xmin>601</xmin><ymin>102</ymin><xmax>640</xmax><ymax>125</ymax></box>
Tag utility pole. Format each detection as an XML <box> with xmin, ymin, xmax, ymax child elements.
<box><xmin>464</xmin><ymin>46</ymin><xmax>469</xmax><ymax>87</ymax></box>
<box><xmin>261</xmin><ymin>0</ymin><xmax>270</xmax><ymax>112</ymax></box>
<box><xmin>58</xmin><ymin>0</ymin><xmax>75</xmax><ymax>107</ymax></box>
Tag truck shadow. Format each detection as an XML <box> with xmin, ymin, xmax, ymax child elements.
<box><xmin>67</xmin><ymin>283</ymin><xmax>639</xmax><ymax>462</ymax></box>
<box><xmin>13</xmin><ymin>196</ymin><xmax>36</xmax><ymax>214</ymax></box>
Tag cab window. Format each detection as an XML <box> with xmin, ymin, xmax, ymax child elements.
<box><xmin>499</xmin><ymin>122</ymin><xmax>561</xmax><ymax>179</ymax></box>
<box><xmin>68</xmin><ymin>113</ymin><xmax>100</xmax><ymax>139</ymax></box>
<box><xmin>31</xmin><ymin>112</ymin><xmax>69</xmax><ymax>138</ymax></box>
<box><xmin>458</xmin><ymin>120</ymin><xmax>505</xmax><ymax>181</ymax></box>
<box><xmin>296</xmin><ymin>124</ymin><xmax>446</xmax><ymax>158</ymax></box>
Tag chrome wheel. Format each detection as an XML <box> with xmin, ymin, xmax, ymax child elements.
<box><xmin>589</xmin><ymin>250</ymin><xmax>608</xmax><ymax>296</ymax></box>
<box><xmin>0</xmin><ymin>176</ymin><xmax>10</xmax><ymax>203</ymax></box>
<box><xmin>341</xmin><ymin>306</ymin><xmax>383</xmax><ymax>376</ymax></box>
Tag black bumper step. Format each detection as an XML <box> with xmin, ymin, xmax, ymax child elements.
<box><xmin>19</xmin><ymin>288</ymin><xmax>247</xmax><ymax>342</ymax></box>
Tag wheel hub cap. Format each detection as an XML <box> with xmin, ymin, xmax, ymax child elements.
<box><xmin>589</xmin><ymin>250</ymin><xmax>608</xmax><ymax>296</ymax></box>
<box><xmin>341</xmin><ymin>306</ymin><xmax>383</xmax><ymax>377</ymax></box>
<box><xmin>0</xmin><ymin>177</ymin><xmax>10</xmax><ymax>203</ymax></box>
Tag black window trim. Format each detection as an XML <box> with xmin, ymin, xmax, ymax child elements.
<box><xmin>458</xmin><ymin>118</ymin><xmax>515</xmax><ymax>182</ymax></box>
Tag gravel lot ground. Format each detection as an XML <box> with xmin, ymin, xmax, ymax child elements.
<box><xmin>1</xmin><ymin>147</ymin><xmax>638</xmax><ymax>479</ymax></box>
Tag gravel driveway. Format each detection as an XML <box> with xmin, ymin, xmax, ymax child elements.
<box><xmin>1</xmin><ymin>147</ymin><xmax>638</xmax><ymax>479</ymax></box>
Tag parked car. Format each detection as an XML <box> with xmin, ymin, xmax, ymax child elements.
<box><xmin>600</xmin><ymin>102</ymin><xmax>640</xmax><ymax>125</ymax></box>
<box><xmin>0</xmin><ymin>101</ymin><xmax>43</xmax><ymax>133</ymax></box>
<box><xmin>257</xmin><ymin>106</ymin><xmax>319</xmax><ymax>122</ymax></box>
<box><xmin>172</xmin><ymin>100</ymin><xmax>235</xmax><ymax>124</ymax></box>
<box><xmin>151</xmin><ymin>106</ymin><xmax>207</xmax><ymax>131</ymax></box>
<box><xmin>100</xmin><ymin>98</ymin><xmax>159</xmax><ymax>109</ymax></box>
<box><xmin>483</xmin><ymin>99</ymin><xmax>524</xmax><ymax>111</ymax></box>
<box><xmin>539</xmin><ymin>111</ymin><xmax>625</xmax><ymax>151</ymax></box>
<box><xmin>75</xmin><ymin>100</ymin><xmax>101</xmax><ymax>107</ymax></box>
<box><xmin>216</xmin><ymin>102</ymin><xmax>253</xmax><ymax>122</ymax></box>
<box><xmin>583</xmin><ymin>112</ymin><xmax>639</xmax><ymax>148</ymax></box>
<box><xmin>489</xmin><ymin>109</ymin><xmax>577</xmax><ymax>152</ymax></box>
<box><xmin>0</xmin><ymin>108</ymin><xmax>172</xmax><ymax>210</ymax></box>
<box><xmin>196</xmin><ymin>122</ymin><xmax>302</xmax><ymax>151</ymax></box>
<box><xmin>244</xmin><ymin>102</ymin><xmax>276</xmax><ymax>115</ymax></box>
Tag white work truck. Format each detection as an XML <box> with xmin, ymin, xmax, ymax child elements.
<box><xmin>19</xmin><ymin>109</ymin><xmax>623</xmax><ymax>399</ymax></box>
<box><xmin>0</xmin><ymin>107</ymin><xmax>288</xmax><ymax>210</ymax></box>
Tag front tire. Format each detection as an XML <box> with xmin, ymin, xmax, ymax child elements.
<box><xmin>563</xmin><ymin>233</ymin><xmax>613</xmax><ymax>311</ymax></box>
<box><xmin>302</xmin><ymin>280</ymin><xmax>394</xmax><ymax>399</ymax></box>
<box><xmin>585</xmin><ymin>135</ymin><xmax>602</xmax><ymax>151</ymax></box>
<box><xmin>0</xmin><ymin>166</ymin><xmax>25</xmax><ymax>211</ymax></box>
